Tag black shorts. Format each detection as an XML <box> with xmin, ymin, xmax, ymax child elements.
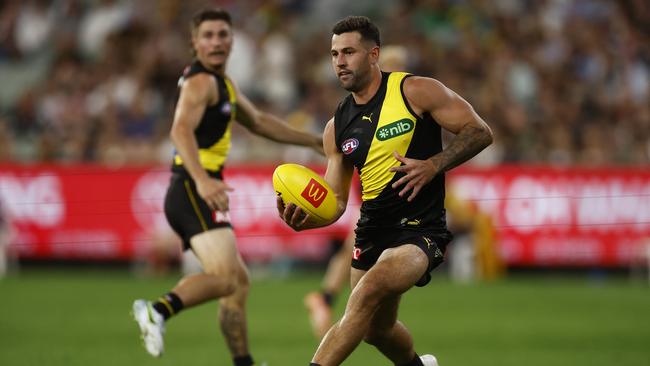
<box><xmin>164</xmin><ymin>171</ymin><xmax>232</xmax><ymax>251</ymax></box>
<box><xmin>351</xmin><ymin>228</ymin><xmax>453</xmax><ymax>287</ymax></box>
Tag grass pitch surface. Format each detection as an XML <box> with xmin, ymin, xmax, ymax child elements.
<box><xmin>1</xmin><ymin>269</ymin><xmax>649</xmax><ymax>366</ymax></box>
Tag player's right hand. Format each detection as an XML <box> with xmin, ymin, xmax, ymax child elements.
<box><xmin>276</xmin><ymin>196</ymin><xmax>310</xmax><ymax>231</ymax></box>
<box><xmin>196</xmin><ymin>177</ymin><xmax>234</xmax><ymax>212</ymax></box>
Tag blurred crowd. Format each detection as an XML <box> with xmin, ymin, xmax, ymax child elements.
<box><xmin>0</xmin><ymin>0</ymin><xmax>648</xmax><ymax>167</ymax></box>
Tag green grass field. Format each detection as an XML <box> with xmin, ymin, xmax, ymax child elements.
<box><xmin>1</xmin><ymin>268</ymin><xmax>649</xmax><ymax>366</ymax></box>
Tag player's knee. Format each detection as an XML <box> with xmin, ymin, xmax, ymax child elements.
<box><xmin>227</xmin><ymin>267</ymin><xmax>251</xmax><ymax>299</ymax></box>
<box><xmin>203</xmin><ymin>265</ymin><xmax>239</xmax><ymax>294</ymax></box>
<box><xmin>224</xmin><ymin>276</ymin><xmax>239</xmax><ymax>296</ymax></box>
<box><xmin>214</xmin><ymin>272</ymin><xmax>238</xmax><ymax>296</ymax></box>
<box><xmin>233</xmin><ymin>270</ymin><xmax>250</xmax><ymax>300</ymax></box>
<box><xmin>219</xmin><ymin>284</ymin><xmax>247</xmax><ymax>309</ymax></box>
<box><xmin>353</xmin><ymin>280</ymin><xmax>388</xmax><ymax>307</ymax></box>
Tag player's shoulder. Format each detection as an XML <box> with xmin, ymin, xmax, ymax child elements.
<box><xmin>179</xmin><ymin>72</ymin><xmax>216</xmax><ymax>92</ymax></box>
<box><xmin>179</xmin><ymin>60</ymin><xmax>222</xmax><ymax>85</ymax></box>
<box><xmin>402</xmin><ymin>75</ymin><xmax>445</xmax><ymax>94</ymax></box>
<box><xmin>177</xmin><ymin>70</ymin><xmax>219</xmax><ymax>105</ymax></box>
<box><xmin>324</xmin><ymin>117</ymin><xmax>335</xmax><ymax>132</ymax></box>
<box><xmin>402</xmin><ymin>75</ymin><xmax>451</xmax><ymax>109</ymax></box>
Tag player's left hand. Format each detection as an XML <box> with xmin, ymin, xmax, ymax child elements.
<box><xmin>390</xmin><ymin>151</ymin><xmax>439</xmax><ymax>202</ymax></box>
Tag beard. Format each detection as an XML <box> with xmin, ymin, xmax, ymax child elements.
<box><xmin>341</xmin><ymin>77</ymin><xmax>359</xmax><ymax>92</ymax></box>
<box><xmin>341</xmin><ymin>72</ymin><xmax>370</xmax><ymax>93</ymax></box>
<box><xmin>340</xmin><ymin>67</ymin><xmax>371</xmax><ymax>93</ymax></box>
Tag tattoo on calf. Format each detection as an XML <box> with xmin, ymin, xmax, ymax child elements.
<box><xmin>220</xmin><ymin>306</ymin><xmax>248</xmax><ymax>355</ymax></box>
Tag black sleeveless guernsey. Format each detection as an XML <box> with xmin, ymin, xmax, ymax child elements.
<box><xmin>334</xmin><ymin>72</ymin><xmax>447</xmax><ymax>233</ymax></box>
<box><xmin>172</xmin><ymin>60</ymin><xmax>237</xmax><ymax>175</ymax></box>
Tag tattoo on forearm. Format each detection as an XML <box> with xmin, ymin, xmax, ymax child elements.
<box><xmin>435</xmin><ymin>124</ymin><xmax>492</xmax><ymax>172</ymax></box>
<box><xmin>219</xmin><ymin>306</ymin><xmax>249</xmax><ymax>355</ymax></box>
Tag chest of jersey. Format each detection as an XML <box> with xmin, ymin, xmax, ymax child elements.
<box><xmin>173</xmin><ymin>61</ymin><xmax>237</xmax><ymax>172</ymax></box>
<box><xmin>336</xmin><ymin>72</ymin><xmax>420</xmax><ymax>200</ymax></box>
<box><xmin>340</xmin><ymin>104</ymin><xmax>416</xmax><ymax>169</ymax></box>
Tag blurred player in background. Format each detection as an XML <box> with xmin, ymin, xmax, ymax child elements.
<box><xmin>132</xmin><ymin>8</ymin><xmax>322</xmax><ymax>365</ymax></box>
<box><xmin>304</xmin><ymin>44</ymin><xmax>410</xmax><ymax>339</ymax></box>
<box><xmin>278</xmin><ymin>16</ymin><xmax>492</xmax><ymax>366</ymax></box>
<box><xmin>303</xmin><ymin>201</ymin><xmax>358</xmax><ymax>339</ymax></box>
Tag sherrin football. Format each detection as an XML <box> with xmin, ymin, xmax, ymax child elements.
<box><xmin>273</xmin><ymin>163</ymin><xmax>337</xmax><ymax>225</ymax></box>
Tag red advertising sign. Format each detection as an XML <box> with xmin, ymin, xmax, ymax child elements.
<box><xmin>1</xmin><ymin>164</ymin><xmax>649</xmax><ymax>267</ymax></box>
<box><xmin>0</xmin><ymin>164</ymin><xmax>358</xmax><ymax>262</ymax></box>
<box><xmin>448</xmin><ymin>165</ymin><xmax>650</xmax><ymax>267</ymax></box>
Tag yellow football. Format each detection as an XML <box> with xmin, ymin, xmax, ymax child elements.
<box><xmin>273</xmin><ymin>163</ymin><xmax>337</xmax><ymax>225</ymax></box>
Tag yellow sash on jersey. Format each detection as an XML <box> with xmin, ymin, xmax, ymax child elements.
<box><xmin>360</xmin><ymin>72</ymin><xmax>418</xmax><ymax>201</ymax></box>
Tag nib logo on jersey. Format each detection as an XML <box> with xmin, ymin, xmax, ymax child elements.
<box><xmin>376</xmin><ymin>119</ymin><xmax>414</xmax><ymax>141</ymax></box>
<box><xmin>301</xmin><ymin>178</ymin><xmax>327</xmax><ymax>208</ymax></box>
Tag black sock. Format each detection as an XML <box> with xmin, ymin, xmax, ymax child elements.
<box><xmin>152</xmin><ymin>292</ymin><xmax>184</xmax><ymax>320</ymax></box>
<box><xmin>321</xmin><ymin>291</ymin><xmax>336</xmax><ymax>307</ymax></box>
<box><xmin>234</xmin><ymin>354</ymin><xmax>254</xmax><ymax>366</ymax></box>
<box><xmin>309</xmin><ymin>363</ymin><xmax>321</xmax><ymax>366</ymax></box>
<box><xmin>399</xmin><ymin>353</ymin><xmax>424</xmax><ymax>366</ymax></box>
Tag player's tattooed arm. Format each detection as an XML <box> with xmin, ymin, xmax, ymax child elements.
<box><xmin>391</xmin><ymin>76</ymin><xmax>493</xmax><ymax>201</ymax></box>
<box><xmin>430</xmin><ymin>123</ymin><xmax>493</xmax><ymax>173</ymax></box>
<box><xmin>391</xmin><ymin>124</ymin><xmax>491</xmax><ymax>201</ymax></box>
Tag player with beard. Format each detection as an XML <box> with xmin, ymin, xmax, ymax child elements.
<box><xmin>303</xmin><ymin>44</ymin><xmax>411</xmax><ymax>340</ymax></box>
<box><xmin>278</xmin><ymin>16</ymin><xmax>493</xmax><ymax>366</ymax></box>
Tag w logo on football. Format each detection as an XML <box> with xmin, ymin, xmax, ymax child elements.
<box><xmin>301</xmin><ymin>178</ymin><xmax>327</xmax><ymax>208</ymax></box>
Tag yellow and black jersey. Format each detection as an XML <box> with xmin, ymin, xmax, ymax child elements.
<box><xmin>334</xmin><ymin>71</ymin><xmax>447</xmax><ymax>231</ymax></box>
<box><xmin>171</xmin><ymin>60</ymin><xmax>237</xmax><ymax>175</ymax></box>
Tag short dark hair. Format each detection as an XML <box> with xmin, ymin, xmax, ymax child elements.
<box><xmin>332</xmin><ymin>16</ymin><xmax>381</xmax><ymax>47</ymax></box>
<box><xmin>191</xmin><ymin>8</ymin><xmax>232</xmax><ymax>33</ymax></box>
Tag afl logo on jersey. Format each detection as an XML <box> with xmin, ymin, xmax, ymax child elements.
<box><xmin>341</xmin><ymin>138</ymin><xmax>359</xmax><ymax>155</ymax></box>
